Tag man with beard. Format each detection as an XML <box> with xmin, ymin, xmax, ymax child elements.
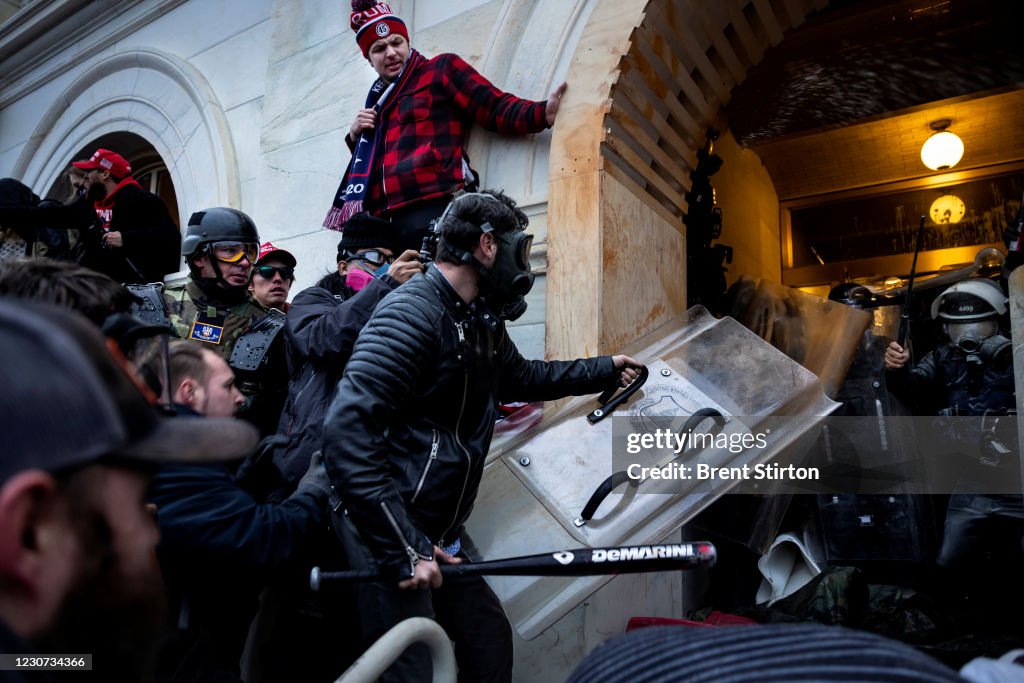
<box><xmin>72</xmin><ymin>148</ymin><xmax>181</xmax><ymax>284</ymax></box>
<box><xmin>161</xmin><ymin>208</ymin><xmax>288</xmax><ymax>435</ymax></box>
<box><xmin>0</xmin><ymin>300</ymin><xmax>258</xmax><ymax>682</ymax></box>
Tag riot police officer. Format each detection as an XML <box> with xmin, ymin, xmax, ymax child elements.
<box><xmin>885</xmin><ymin>278</ymin><xmax>1020</xmax><ymax>628</ymax></box>
<box><xmin>885</xmin><ymin>279</ymin><xmax>1013</xmax><ymax>417</ymax></box>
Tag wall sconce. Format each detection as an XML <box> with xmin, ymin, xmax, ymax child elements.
<box><xmin>920</xmin><ymin>119</ymin><xmax>964</xmax><ymax>171</ymax></box>
<box><xmin>929</xmin><ymin>193</ymin><xmax>966</xmax><ymax>224</ymax></box>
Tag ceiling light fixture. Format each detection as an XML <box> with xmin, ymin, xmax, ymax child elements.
<box><xmin>920</xmin><ymin>119</ymin><xmax>964</xmax><ymax>171</ymax></box>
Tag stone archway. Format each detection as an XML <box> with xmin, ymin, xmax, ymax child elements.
<box><xmin>11</xmin><ymin>48</ymin><xmax>240</xmax><ymax>228</ymax></box>
<box><xmin>547</xmin><ymin>0</ymin><xmax>828</xmax><ymax>359</ymax></box>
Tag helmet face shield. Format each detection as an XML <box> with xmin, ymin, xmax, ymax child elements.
<box><xmin>210</xmin><ymin>241</ymin><xmax>259</xmax><ymax>264</ymax></box>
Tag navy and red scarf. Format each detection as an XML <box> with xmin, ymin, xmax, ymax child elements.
<box><xmin>323</xmin><ymin>49</ymin><xmax>426</xmax><ymax>231</ymax></box>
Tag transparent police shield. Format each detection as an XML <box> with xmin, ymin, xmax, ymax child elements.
<box><xmin>466</xmin><ymin>306</ymin><xmax>841</xmax><ymax>638</ymax></box>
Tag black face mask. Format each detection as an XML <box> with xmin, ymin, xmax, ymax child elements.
<box><xmin>87</xmin><ymin>180</ymin><xmax>108</xmax><ymax>203</ymax></box>
<box><xmin>479</xmin><ymin>230</ymin><xmax>535</xmax><ymax>321</ymax></box>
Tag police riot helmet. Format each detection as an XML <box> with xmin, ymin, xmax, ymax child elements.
<box><xmin>181</xmin><ymin>207</ymin><xmax>260</xmax><ymax>258</ymax></box>
<box><xmin>930</xmin><ymin>279</ymin><xmax>1006</xmax><ymax>322</ymax></box>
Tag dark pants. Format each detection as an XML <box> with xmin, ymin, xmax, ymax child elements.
<box><xmin>385</xmin><ymin>198</ymin><xmax>451</xmax><ymax>255</ymax></box>
<box><xmin>338</xmin><ymin>514</ymin><xmax>513</xmax><ymax>683</ymax></box>
<box><xmin>938</xmin><ymin>490</ymin><xmax>1024</xmax><ymax>569</ymax></box>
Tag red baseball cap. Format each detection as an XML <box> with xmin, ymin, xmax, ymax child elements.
<box><xmin>72</xmin><ymin>148</ymin><xmax>132</xmax><ymax>178</ymax></box>
<box><xmin>255</xmin><ymin>241</ymin><xmax>297</xmax><ymax>268</ymax></box>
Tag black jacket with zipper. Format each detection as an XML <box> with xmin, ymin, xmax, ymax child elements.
<box><xmin>322</xmin><ymin>264</ymin><xmax>618</xmax><ymax>576</ymax></box>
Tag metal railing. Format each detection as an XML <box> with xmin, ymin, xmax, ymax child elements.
<box><xmin>334</xmin><ymin>617</ymin><xmax>456</xmax><ymax>683</ymax></box>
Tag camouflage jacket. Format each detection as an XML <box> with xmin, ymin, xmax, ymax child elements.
<box><xmin>162</xmin><ymin>281</ymin><xmax>269</xmax><ymax>359</ymax></box>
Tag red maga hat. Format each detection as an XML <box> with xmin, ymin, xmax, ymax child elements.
<box><xmin>72</xmin><ymin>148</ymin><xmax>132</xmax><ymax>178</ymax></box>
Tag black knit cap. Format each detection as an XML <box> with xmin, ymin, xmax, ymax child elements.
<box><xmin>337</xmin><ymin>212</ymin><xmax>398</xmax><ymax>260</ymax></box>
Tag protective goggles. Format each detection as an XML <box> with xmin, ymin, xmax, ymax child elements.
<box><xmin>347</xmin><ymin>250</ymin><xmax>394</xmax><ymax>269</ymax></box>
<box><xmin>210</xmin><ymin>241</ymin><xmax>259</xmax><ymax>264</ymax></box>
<box><xmin>252</xmin><ymin>265</ymin><xmax>295</xmax><ymax>280</ymax></box>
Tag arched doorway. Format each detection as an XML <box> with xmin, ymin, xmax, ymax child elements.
<box><xmin>13</xmin><ymin>48</ymin><xmax>239</xmax><ymax>230</ymax></box>
<box><xmin>46</xmin><ymin>131</ymin><xmax>180</xmax><ymax>228</ymax></box>
<box><xmin>548</xmin><ymin>0</ymin><xmax>1024</xmax><ymax>358</ymax></box>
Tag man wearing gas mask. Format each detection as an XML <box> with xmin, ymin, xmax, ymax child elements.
<box><xmin>322</xmin><ymin>190</ymin><xmax>642</xmax><ymax>682</ymax></box>
<box><xmin>884</xmin><ymin>279</ymin><xmax>1012</xmax><ymax>416</ymax></box>
<box><xmin>884</xmin><ymin>278</ymin><xmax>1020</xmax><ymax>622</ymax></box>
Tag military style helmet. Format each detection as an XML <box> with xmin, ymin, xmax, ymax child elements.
<box><xmin>181</xmin><ymin>207</ymin><xmax>259</xmax><ymax>258</ymax></box>
<box><xmin>930</xmin><ymin>279</ymin><xmax>1007</xmax><ymax>321</ymax></box>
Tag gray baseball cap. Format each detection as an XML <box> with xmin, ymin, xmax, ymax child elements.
<box><xmin>0</xmin><ymin>299</ymin><xmax>259</xmax><ymax>483</ymax></box>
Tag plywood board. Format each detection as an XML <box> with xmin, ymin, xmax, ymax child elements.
<box><xmin>546</xmin><ymin>171</ymin><xmax>604</xmax><ymax>360</ymax></box>
<box><xmin>599</xmin><ymin>172</ymin><xmax>687</xmax><ymax>352</ymax></box>
<box><xmin>549</xmin><ymin>0</ymin><xmax>647</xmax><ymax>181</ymax></box>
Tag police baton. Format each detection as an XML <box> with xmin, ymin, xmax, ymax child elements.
<box><xmin>897</xmin><ymin>215</ymin><xmax>927</xmax><ymax>348</ymax></box>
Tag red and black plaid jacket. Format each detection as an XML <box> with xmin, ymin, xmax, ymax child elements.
<box><xmin>347</xmin><ymin>53</ymin><xmax>549</xmax><ymax>214</ymax></box>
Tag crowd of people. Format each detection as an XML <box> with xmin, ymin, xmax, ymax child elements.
<box><xmin>1</xmin><ymin>1</ymin><xmax>1021</xmax><ymax>681</ymax></box>
<box><xmin>0</xmin><ymin>2</ymin><xmax>640</xmax><ymax>681</ymax></box>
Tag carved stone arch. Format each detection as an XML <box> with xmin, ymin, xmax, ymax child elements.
<box><xmin>470</xmin><ymin>0</ymin><xmax>596</xmax><ymax>207</ymax></box>
<box><xmin>466</xmin><ymin>0</ymin><xmax>601</xmax><ymax>359</ymax></box>
<box><xmin>12</xmin><ymin>48</ymin><xmax>239</xmax><ymax>227</ymax></box>
<box><xmin>547</xmin><ymin>0</ymin><xmax>828</xmax><ymax>359</ymax></box>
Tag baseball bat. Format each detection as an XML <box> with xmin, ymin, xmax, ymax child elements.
<box><xmin>310</xmin><ymin>541</ymin><xmax>716</xmax><ymax>591</ymax></box>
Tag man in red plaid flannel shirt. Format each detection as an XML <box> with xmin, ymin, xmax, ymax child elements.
<box><xmin>332</xmin><ymin>1</ymin><xmax>566</xmax><ymax>253</ymax></box>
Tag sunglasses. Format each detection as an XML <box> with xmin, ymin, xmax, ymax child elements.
<box><xmin>348</xmin><ymin>249</ymin><xmax>394</xmax><ymax>268</ymax></box>
<box><xmin>252</xmin><ymin>265</ymin><xmax>295</xmax><ymax>281</ymax></box>
<box><xmin>210</xmin><ymin>241</ymin><xmax>259</xmax><ymax>264</ymax></box>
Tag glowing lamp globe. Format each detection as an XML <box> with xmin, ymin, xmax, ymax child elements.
<box><xmin>929</xmin><ymin>194</ymin><xmax>965</xmax><ymax>224</ymax></box>
<box><xmin>920</xmin><ymin>131</ymin><xmax>964</xmax><ymax>171</ymax></box>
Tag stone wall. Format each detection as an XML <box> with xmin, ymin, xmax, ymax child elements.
<box><xmin>0</xmin><ymin>0</ymin><xmax>573</xmax><ymax>356</ymax></box>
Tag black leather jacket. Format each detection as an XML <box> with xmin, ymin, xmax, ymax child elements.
<box><xmin>322</xmin><ymin>264</ymin><xmax>617</xmax><ymax>575</ymax></box>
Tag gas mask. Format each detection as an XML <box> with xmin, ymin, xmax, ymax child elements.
<box><xmin>478</xmin><ymin>229</ymin><xmax>535</xmax><ymax>321</ymax></box>
<box><xmin>945</xmin><ymin>319</ymin><xmax>1008</xmax><ymax>365</ymax></box>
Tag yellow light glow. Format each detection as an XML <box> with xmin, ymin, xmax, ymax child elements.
<box><xmin>929</xmin><ymin>194</ymin><xmax>966</xmax><ymax>224</ymax></box>
<box><xmin>883</xmin><ymin>277</ymin><xmax>903</xmax><ymax>289</ymax></box>
<box><xmin>920</xmin><ymin>131</ymin><xmax>964</xmax><ymax>171</ymax></box>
